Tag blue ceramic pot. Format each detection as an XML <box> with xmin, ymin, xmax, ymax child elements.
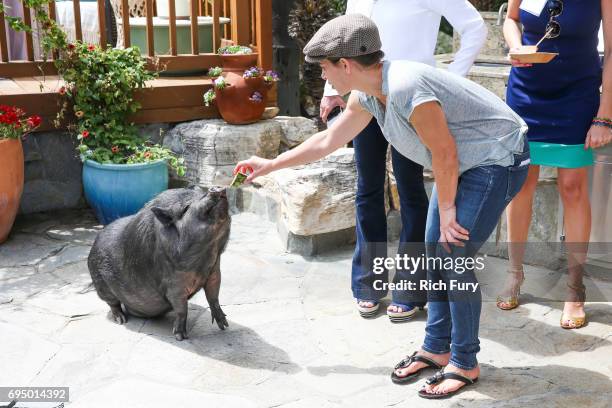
<box><xmin>83</xmin><ymin>159</ymin><xmax>168</xmax><ymax>224</ymax></box>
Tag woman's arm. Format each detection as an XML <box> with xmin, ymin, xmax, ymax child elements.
<box><xmin>410</xmin><ymin>101</ymin><xmax>469</xmax><ymax>248</ymax></box>
<box><xmin>503</xmin><ymin>0</ymin><xmax>533</xmax><ymax>67</ymax></box>
<box><xmin>430</xmin><ymin>0</ymin><xmax>487</xmax><ymax>77</ymax></box>
<box><xmin>586</xmin><ymin>1</ymin><xmax>612</xmax><ymax>149</ymax></box>
<box><xmin>234</xmin><ymin>92</ymin><xmax>373</xmax><ymax>183</ymax></box>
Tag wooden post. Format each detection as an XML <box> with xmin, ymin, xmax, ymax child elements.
<box><xmin>250</xmin><ymin>0</ymin><xmax>256</xmax><ymax>46</ymax></box>
<box><xmin>212</xmin><ymin>0</ymin><xmax>221</xmax><ymax>53</ymax></box>
<box><xmin>0</xmin><ymin>3</ymin><xmax>9</xmax><ymax>62</ymax></box>
<box><xmin>21</xmin><ymin>2</ymin><xmax>34</xmax><ymax>61</ymax></box>
<box><xmin>190</xmin><ymin>0</ymin><xmax>199</xmax><ymax>54</ymax></box>
<box><xmin>229</xmin><ymin>0</ymin><xmax>249</xmax><ymax>45</ymax></box>
<box><xmin>97</xmin><ymin>0</ymin><xmax>107</xmax><ymax>48</ymax></box>
<box><xmin>73</xmin><ymin>0</ymin><xmax>83</xmax><ymax>42</ymax></box>
<box><xmin>145</xmin><ymin>0</ymin><xmax>154</xmax><ymax>56</ymax></box>
<box><xmin>223</xmin><ymin>0</ymin><xmax>230</xmax><ymax>39</ymax></box>
<box><xmin>48</xmin><ymin>0</ymin><xmax>59</xmax><ymax>59</ymax></box>
<box><xmin>121</xmin><ymin>0</ymin><xmax>130</xmax><ymax>47</ymax></box>
<box><xmin>169</xmin><ymin>0</ymin><xmax>177</xmax><ymax>55</ymax></box>
<box><xmin>255</xmin><ymin>0</ymin><xmax>271</xmax><ymax>69</ymax></box>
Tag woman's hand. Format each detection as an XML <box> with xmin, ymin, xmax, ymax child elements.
<box><xmin>438</xmin><ymin>205</ymin><xmax>470</xmax><ymax>253</ymax></box>
<box><xmin>233</xmin><ymin>156</ymin><xmax>275</xmax><ymax>184</ymax></box>
<box><xmin>585</xmin><ymin>124</ymin><xmax>612</xmax><ymax>149</ymax></box>
<box><xmin>507</xmin><ymin>47</ymin><xmax>533</xmax><ymax>68</ymax></box>
<box><xmin>320</xmin><ymin>95</ymin><xmax>346</xmax><ymax>123</ymax></box>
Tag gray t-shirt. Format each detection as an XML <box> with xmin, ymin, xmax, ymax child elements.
<box><xmin>357</xmin><ymin>61</ymin><xmax>528</xmax><ymax>173</ymax></box>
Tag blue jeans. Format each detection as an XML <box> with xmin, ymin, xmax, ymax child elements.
<box><xmin>422</xmin><ymin>143</ymin><xmax>530</xmax><ymax>370</ymax></box>
<box><xmin>351</xmin><ymin>118</ymin><xmax>429</xmax><ymax>306</ymax></box>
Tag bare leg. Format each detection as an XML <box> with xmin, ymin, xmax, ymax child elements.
<box><xmin>498</xmin><ymin>165</ymin><xmax>540</xmax><ymax>309</ymax></box>
<box><xmin>205</xmin><ymin>257</ymin><xmax>228</xmax><ymax>330</ymax></box>
<box><xmin>557</xmin><ymin>167</ymin><xmax>590</xmax><ymax>327</ymax></box>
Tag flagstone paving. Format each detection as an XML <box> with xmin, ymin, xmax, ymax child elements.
<box><xmin>1</xmin><ymin>209</ymin><xmax>611</xmax><ymax>407</ymax></box>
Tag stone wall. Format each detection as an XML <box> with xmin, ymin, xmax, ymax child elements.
<box><xmin>19</xmin><ymin>114</ymin><xmax>565</xmax><ymax>267</ymax></box>
<box><xmin>20</xmin><ymin>131</ymin><xmax>85</xmax><ymax>214</ymax></box>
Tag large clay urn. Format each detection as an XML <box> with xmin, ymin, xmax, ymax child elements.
<box><xmin>214</xmin><ymin>72</ymin><xmax>270</xmax><ymax>125</ymax></box>
<box><xmin>0</xmin><ymin>138</ymin><xmax>25</xmax><ymax>244</ymax></box>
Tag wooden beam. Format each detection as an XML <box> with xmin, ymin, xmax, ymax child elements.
<box><xmin>255</xmin><ymin>0</ymin><xmax>272</xmax><ymax>69</ymax></box>
<box><xmin>131</xmin><ymin>106</ymin><xmax>218</xmax><ymax>124</ymax></box>
<box><xmin>212</xmin><ymin>0</ymin><xmax>221</xmax><ymax>52</ymax></box>
<box><xmin>73</xmin><ymin>0</ymin><xmax>83</xmax><ymax>42</ymax></box>
<box><xmin>223</xmin><ymin>0</ymin><xmax>230</xmax><ymax>38</ymax></box>
<box><xmin>48</xmin><ymin>0</ymin><xmax>60</xmax><ymax>59</ymax></box>
<box><xmin>169</xmin><ymin>0</ymin><xmax>177</xmax><ymax>55</ymax></box>
<box><xmin>135</xmin><ymin>79</ymin><xmax>213</xmax><ymax>109</ymax></box>
<box><xmin>190</xmin><ymin>0</ymin><xmax>198</xmax><ymax>54</ymax></box>
<box><xmin>0</xmin><ymin>61</ymin><xmax>58</xmax><ymax>77</ymax></box>
<box><xmin>121</xmin><ymin>0</ymin><xmax>130</xmax><ymax>47</ymax></box>
<box><xmin>229</xmin><ymin>0</ymin><xmax>250</xmax><ymax>45</ymax></box>
<box><xmin>145</xmin><ymin>0</ymin><xmax>154</xmax><ymax>56</ymax></box>
<box><xmin>148</xmin><ymin>53</ymin><xmax>222</xmax><ymax>71</ymax></box>
<box><xmin>0</xmin><ymin>7</ymin><xmax>9</xmax><ymax>62</ymax></box>
<box><xmin>21</xmin><ymin>3</ymin><xmax>34</xmax><ymax>61</ymax></box>
<box><xmin>97</xmin><ymin>0</ymin><xmax>107</xmax><ymax>48</ymax></box>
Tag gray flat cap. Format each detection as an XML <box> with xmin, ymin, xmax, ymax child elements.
<box><xmin>303</xmin><ymin>14</ymin><xmax>382</xmax><ymax>63</ymax></box>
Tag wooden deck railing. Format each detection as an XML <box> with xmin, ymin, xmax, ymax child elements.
<box><xmin>0</xmin><ymin>0</ymin><xmax>272</xmax><ymax>77</ymax></box>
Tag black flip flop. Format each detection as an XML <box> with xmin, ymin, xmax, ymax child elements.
<box><xmin>390</xmin><ymin>351</ymin><xmax>443</xmax><ymax>384</ymax></box>
<box><xmin>418</xmin><ymin>369</ymin><xmax>479</xmax><ymax>399</ymax></box>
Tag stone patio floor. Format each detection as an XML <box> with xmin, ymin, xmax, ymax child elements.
<box><xmin>1</xmin><ymin>209</ymin><xmax>611</xmax><ymax>408</ymax></box>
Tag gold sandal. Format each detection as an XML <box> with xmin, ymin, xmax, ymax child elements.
<box><xmin>560</xmin><ymin>282</ymin><xmax>587</xmax><ymax>329</ymax></box>
<box><xmin>496</xmin><ymin>268</ymin><xmax>525</xmax><ymax>311</ymax></box>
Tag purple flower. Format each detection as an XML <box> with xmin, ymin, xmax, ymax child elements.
<box><xmin>243</xmin><ymin>66</ymin><xmax>263</xmax><ymax>78</ymax></box>
<box><xmin>213</xmin><ymin>76</ymin><xmax>227</xmax><ymax>89</ymax></box>
<box><xmin>264</xmin><ymin>70</ymin><xmax>280</xmax><ymax>82</ymax></box>
<box><xmin>249</xmin><ymin>91</ymin><xmax>264</xmax><ymax>103</ymax></box>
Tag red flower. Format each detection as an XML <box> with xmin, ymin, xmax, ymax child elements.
<box><xmin>68</xmin><ymin>43</ymin><xmax>75</xmax><ymax>50</ymax></box>
<box><xmin>87</xmin><ymin>44</ymin><xmax>95</xmax><ymax>51</ymax></box>
<box><xmin>111</xmin><ymin>146</ymin><xmax>119</xmax><ymax>153</ymax></box>
<box><xmin>81</xmin><ymin>130</ymin><xmax>90</xmax><ymax>139</ymax></box>
<box><xmin>143</xmin><ymin>151</ymin><xmax>152</xmax><ymax>159</ymax></box>
<box><xmin>26</xmin><ymin>115</ymin><xmax>42</xmax><ymax>128</ymax></box>
<box><xmin>58</xmin><ymin>86</ymin><xmax>66</xmax><ymax>95</ymax></box>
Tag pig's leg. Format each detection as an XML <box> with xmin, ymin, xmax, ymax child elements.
<box><xmin>166</xmin><ymin>286</ymin><xmax>189</xmax><ymax>341</ymax></box>
<box><xmin>205</xmin><ymin>257</ymin><xmax>228</xmax><ymax>330</ymax></box>
<box><xmin>91</xmin><ymin>274</ymin><xmax>127</xmax><ymax>324</ymax></box>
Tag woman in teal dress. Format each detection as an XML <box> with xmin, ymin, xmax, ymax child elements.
<box><xmin>501</xmin><ymin>0</ymin><xmax>612</xmax><ymax>328</ymax></box>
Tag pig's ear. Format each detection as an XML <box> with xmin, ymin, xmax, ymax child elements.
<box><xmin>151</xmin><ymin>206</ymin><xmax>175</xmax><ymax>227</ymax></box>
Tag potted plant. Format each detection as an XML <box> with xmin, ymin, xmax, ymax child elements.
<box><xmin>60</xmin><ymin>42</ymin><xmax>185</xmax><ymax>224</ymax></box>
<box><xmin>204</xmin><ymin>67</ymin><xmax>279</xmax><ymax>125</ymax></box>
<box><xmin>3</xmin><ymin>5</ymin><xmax>185</xmax><ymax>225</ymax></box>
<box><xmin>218</xmin><ymin>45</ymin><xmax>259</xmax><ymax>72</ymax></box>
<box><xmin>0</xmin><ymin>105</ymin><xmax>42</xmax><ymax>243</ymax></box>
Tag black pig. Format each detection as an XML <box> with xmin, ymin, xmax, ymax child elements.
<box><xmin>88</xmin><ymin>186</ymin><xmax>231</xmax><ymax>340</ymax></box>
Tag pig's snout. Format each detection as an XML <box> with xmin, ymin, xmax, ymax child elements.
<box><xmin>209</xmin><ymin>186</ymin><xmax>227</xmax><ymax>198</ymax></box>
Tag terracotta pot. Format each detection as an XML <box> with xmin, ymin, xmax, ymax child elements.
<box><xmin>0</xmin><ymin>138</ymin><xmax>25</xmax><ymax>244</ymax></box>
<box><xmin>214</xmin><ymin>72</ymin><xmax>270</xmax><ymax>125</ymax></box>
<box><xmin>220</xmin><ymin>53</ymin><xmax>259</xmax><ymax>73</ymax></box>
